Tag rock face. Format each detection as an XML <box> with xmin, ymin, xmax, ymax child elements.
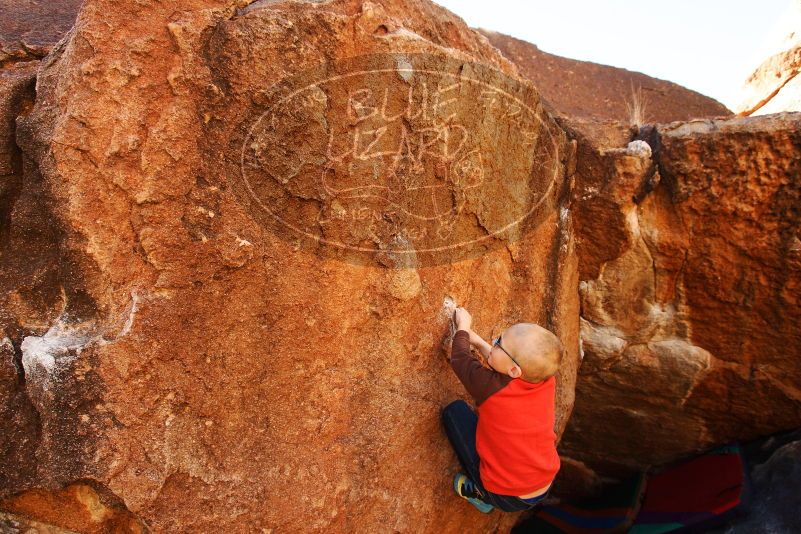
<box><xmin>0</xmin><ymin>0</ymin><xmax>83</xmax><ymax>66</ymax></box>
<box><xmin>1</xmin><ymin>61</ymin><xmax>63</xmax><ymax>495</ymax></box>
<box><xmin>0</xmin><ymin>482</ymin><xmax>147</xmax><ymax>534</ymax></box>
<box><xmin>559</xmin><ymin>113</ymin><xmax>801</xmax><ymax>482</ymax></box>
<box><xmin>1</xmin><ymin>0</ymin><xmax>579</xmax><ymax>531</ymax></box>
<box><xmin>2</xmin><ymin>0</ymin><xmax>800</xmax><ymax>530</ymax></box>
<box><xmin>481</xmin><ymin>30</ymin><xmax>732</xmax><ymax>123</ymax></box>
<box><xmin>1</xmin><ymin>0</ymin><xmax>82</xmax><ymax>495</ymax></box>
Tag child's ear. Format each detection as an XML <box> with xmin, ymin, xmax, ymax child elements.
<box><xmin>509</xmin><ymin>366</ymin><xmax>522</xmax><ymax>379</ymax></box>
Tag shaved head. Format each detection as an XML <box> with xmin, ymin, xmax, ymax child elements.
<box><xmin>503</xmin><ymin>323</ymin><xmax>563</xmax><ymax>382</ymax></box>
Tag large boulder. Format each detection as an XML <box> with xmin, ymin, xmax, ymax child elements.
<box><xmin>560</xmin><ymin>113</ymin><xmax>801</xmax><ymax>482</ymax></box>
<box><xmin>481</xmin><ymin>30</ymin><xmax>732</xmax><ymax>123</ymax></box>
<box><xmin>1</xmin><ymin>0</ymin><xmax>579</xmax><ymax>531</ymax></box>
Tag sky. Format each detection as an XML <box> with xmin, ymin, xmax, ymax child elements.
<box><xmin>432</xmin><ymin>0</ymin><xmax>796</xmax><ymax>110</ymax></box>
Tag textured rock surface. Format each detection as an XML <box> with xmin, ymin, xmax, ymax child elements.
<box><xmin>0</xmin><ymin>512</ymin><xmax>80</xmax><ymax>534</ymax></box>
<box><xmin>1</xmin><ymin>61</ymin><xmax>61</xmax><ymax>494</ymax></box>
<box><xmin>481</xmin><ymin>30</ymin><xmax>732</xmax><ymax>123</ymax></box>
<box><xmin>0</xmin><ymin>0</ymin><xmax>82</xmax><ymax>66</ymax></box>
<box><xmin>1</xmin><ymin>0</ymin><xmax>579</xmax><ymax>531</ymax></box>
<box><xmin>3</xmin><ymin>0</ymin><xmax>801</xmax><ymax>530</ymax></box>
<box><xmin>1</xmin><ymin>6</ymin><xmax>83</xmax><ymax>497</ymax></box>
<box><xmin>560</xmin><ymin>113</ymin><xmax>801</xmax><ymax>482</ymax></box>
<box><xmin>0</xmin><ymin>482</ymin><xmax>147</xmax><ymax>534</ymax></box>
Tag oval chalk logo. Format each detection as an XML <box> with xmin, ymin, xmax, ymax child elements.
<box><xmin>236</xmin><ymin>53</ymin><xmax>563</xmax><ymax>265</ymax></box>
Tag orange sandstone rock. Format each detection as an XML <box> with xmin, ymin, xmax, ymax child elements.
<box><xmin>481</xmin><ymin>30</ymin><xmax>732</xmax><ymax>123</ymax></box>
<box><xmin>561</xmin><ymin>113</ymin><xmax>801</xmax><ymax>483</ymax></box>
<box><xmin>0</xmin><ymin>0</ymin><xmax>82</xmax><ymax>66</ymax></box>
<box><xmin>2</xmin><ymin>0</ymin><xmax>579</xmax><ymax>531</ymax></box>
<box><xmin>4</xmin><ymin>0</ymin><xmax>799</xmax><ymax>528</ymax></box>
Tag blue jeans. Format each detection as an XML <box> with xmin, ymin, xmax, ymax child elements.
<box><xmin>441</xmin><ymin>400</ymin><xmax>548</xmax><ymax>512</ymax></box>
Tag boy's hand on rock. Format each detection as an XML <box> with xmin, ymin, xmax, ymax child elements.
<box><xmin>454</xmin><ymin>307</ymin><xmax>472</xmax><ymax>331</ymax></box>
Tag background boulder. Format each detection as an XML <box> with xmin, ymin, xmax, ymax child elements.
<box><xmin>481</xmin><ymin>30</ymin><xmax>732</xmax><ymax>123</ymax></box>
<box><xmin>736</xmin><ymin>0</ymin><xmax>801</xmax><ymax>115</ymax></box>
<box><xmin>560</xmin><ymin>113</ymin><xmax>801</xmax><ymax>485</ymax></box>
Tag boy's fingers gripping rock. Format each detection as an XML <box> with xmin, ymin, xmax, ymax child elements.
<box><xmin>454</xmin><ymin>307</ymin><xmax>472</xmax><ymax>330</ymax></box>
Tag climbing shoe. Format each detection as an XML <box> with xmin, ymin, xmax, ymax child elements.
<box><xmin>453</xmin><ymin>473</ymin><xmax>494</xmax><ymax>513</ymax></box>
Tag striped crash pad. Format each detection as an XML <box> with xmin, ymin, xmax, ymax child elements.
<box><xmin>512</xmin><ymin>474</ymin><xmax>646</xmax><ymax>533</ymax></box>
<box><xmin>513</xmin><ymin>444</ymin><xmax>747</xmax><ymax>533</ymax></box>
<box><xmin>630</xmin><ymin>444</ymin><xmax>747</xmax><ymax>533</ymax></box>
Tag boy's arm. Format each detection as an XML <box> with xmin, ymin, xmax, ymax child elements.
<box><xmin>451</xmin><ymin>329</ymin><xmax>512</xmax><ymax>406</ymax></box>
<box><xmin>468</xmin><ymin>330</ymin><xmax>492</xmax><ymax>359</ymax></box>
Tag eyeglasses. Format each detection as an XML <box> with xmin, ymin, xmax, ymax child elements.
<box><xmin>492</xmin><ymin>334</ymin><xmax>521</xmax><ymax>369</ymax></box>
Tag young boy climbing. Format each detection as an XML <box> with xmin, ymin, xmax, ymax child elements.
<box><xmin>442</xmin><ymin>306</ymin><xmax>563</xmax><ymax>513</ymax></box>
